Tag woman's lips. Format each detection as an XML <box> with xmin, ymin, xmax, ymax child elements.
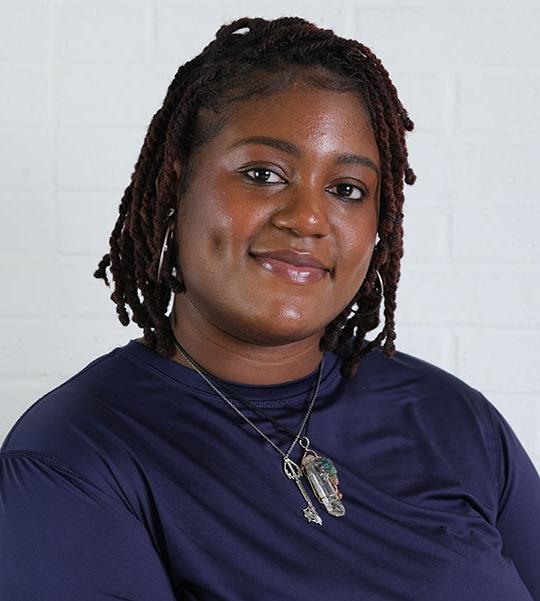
<box><xmin>251</xmin><ymin>255</ymin><xmax>328</xmax><ymax>284</ymax></box>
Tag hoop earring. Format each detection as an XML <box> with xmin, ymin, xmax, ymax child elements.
<box><xmin>157</xmin><ymin>208</ymin><xmax>175</xmax><ymax>283</ymax></box>
<box><xmin>374</xmin><ymin>269</ymin><xmax>384</xmax><ymax>296</ymax></box>
<box><xmin>355</xmin><ymin>269</ymin><xmax>384</xmax><ymax>318</ymax></box>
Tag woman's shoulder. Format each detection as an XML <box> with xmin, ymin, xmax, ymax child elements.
<box><xmin>355</xmin><ymin>341</ymin><xmax>502</xmax><ymax>457</ymax></box>
<box><xmin>355</xmin><ymin>339</ymin><xmax>486</xmax><ymax>402</ymax></box>
<box><xmin>351</xmin><ymin>342</ymin><xmax>513</xmax><ymax>522</ymax></box>
<box><xmin>0</xmin><ymin>341</ymin><xmax>142</xmax><ymax>496</ymax></box>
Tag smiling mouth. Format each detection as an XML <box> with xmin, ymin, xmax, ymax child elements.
<box><xmin>250</xmin><ymin>254</ymin><xmax>329</xmax><ymax>284</ymax></box>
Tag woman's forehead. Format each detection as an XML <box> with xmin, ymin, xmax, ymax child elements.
<box><xmin>206</xmin><ymin>86</ymin><xmax>379</xmax><ymax>164</ymax></box>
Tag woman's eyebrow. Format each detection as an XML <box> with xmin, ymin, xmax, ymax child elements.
<box><xmin>228</xmin><ymin>135</ymin><xmax>379</xmax><ymax>177</ymax></box>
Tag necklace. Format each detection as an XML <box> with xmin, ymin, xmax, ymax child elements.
<box><xmin>167</xmin><ymin>319</ymin><xmax>345</xmax><ymax>525</ymax></box>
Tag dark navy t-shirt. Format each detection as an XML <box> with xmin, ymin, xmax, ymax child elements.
<box><xmin>1</xmin><ymin>338</ymin><xmax>539</xmax><ymax>600</ymax></box>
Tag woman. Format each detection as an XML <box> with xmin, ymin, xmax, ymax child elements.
<box><xmin>1</xmin><ymin>15</ymin><xmax>539</xmax><ymax>601</ymax></box>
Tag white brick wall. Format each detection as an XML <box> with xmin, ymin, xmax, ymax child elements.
<box><xmin>1</xmin><ymin>1</ymin><xmax>539</xmax><ymax>471</ymax></box>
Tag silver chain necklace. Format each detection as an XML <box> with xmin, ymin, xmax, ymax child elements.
<box><xmin>168</xmin><ymin>319</ymin><xmax>345</xmax><ymax>525</ymax></box>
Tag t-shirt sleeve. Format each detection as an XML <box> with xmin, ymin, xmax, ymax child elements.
<box><xmin>486</xmin><ymin>401</ymin><xmax>540</xmax><ymax>600</ymax></box>
<box><xmin>0</xmin><ymin>451</ymin><xmax>178</xmax><ymax>601</ymax></box>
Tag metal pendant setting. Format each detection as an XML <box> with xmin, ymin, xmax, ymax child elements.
<box><xmin>283</xmin><ymin>445</ymin><xmax>345</xmax><ymax>525</ymax></box>
<box><xmin>301</xmin><ymin>449</ymin><xmax>345</xmax><ymax>517</ymax></box>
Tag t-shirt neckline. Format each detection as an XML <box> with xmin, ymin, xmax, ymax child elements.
<box><xmin>120</xmin><ymin>338</ymin><xmax>345</xmax><ymax>407</ymax></box>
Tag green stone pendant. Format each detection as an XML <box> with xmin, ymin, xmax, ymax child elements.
<box><xmin>301</xmin><ymin>449</ymin><xmax>346</xmax><ymax>517</ymax></box>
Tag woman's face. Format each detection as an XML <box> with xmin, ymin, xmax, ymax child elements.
<box><xmin>173</xmin><ymin>81</ymin><xmax>380</xmax><ymax>347</ymax></box>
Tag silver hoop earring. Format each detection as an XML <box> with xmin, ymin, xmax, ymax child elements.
<box><xmin>354</xmin><ymin>269</ymin><xmax>384</xmax><ymax>318</ymax></box>
<box><xmin>375</xmin><ymin>269</ymin><xmax>384</xmax><ymax>296</ymax></box>
<box><xmin>157</xmin><ymin>208</ymin><xmax>175</xmax><ymax>282</ymax></box>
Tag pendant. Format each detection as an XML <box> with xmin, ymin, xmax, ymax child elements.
<box><xmin>283</xmin><ymin>457</ymin><xmax>323</xmax><ymax>525</ymax></box>
<box><xmin>300</xmin><ymin>443</ymin><xmax>345</xmax><ymax>517</ymax></box>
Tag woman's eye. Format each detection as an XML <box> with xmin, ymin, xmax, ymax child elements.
<box><xmin>328</xmin><ymin>183</ymin><xmax>367</xmax><ymax>202</ymax></box>
<box><xmin>241</xmin><ymin>168</ymin><xmax>367</xmax><ymax>202</ymax></box>
<box><xmin>242</xmin><ymin>167</ymin><xmax>285</xmax><ymax>184</ymax></box>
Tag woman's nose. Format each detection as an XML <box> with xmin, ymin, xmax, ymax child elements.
<box><xmin>270</xmin><ymin>184</ymin><xmax>330</xmax><ymax>238</ymax></box>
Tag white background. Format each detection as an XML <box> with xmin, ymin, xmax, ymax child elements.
<box><xmin>0</xmin><ymin>0</ymin><xmax>539</xmax><ymax>471</ymax></box>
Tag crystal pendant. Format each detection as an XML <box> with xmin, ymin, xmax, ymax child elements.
<box><xmin>301</xmin><ymin>450</ymin><xmax>345</xmax><ymax>517</ymax></box>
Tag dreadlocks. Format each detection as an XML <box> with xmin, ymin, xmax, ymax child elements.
<box><xmin>93</xmin><ymin>15</ymin><xmax>416</xmax><ymax>379</ymax></box>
